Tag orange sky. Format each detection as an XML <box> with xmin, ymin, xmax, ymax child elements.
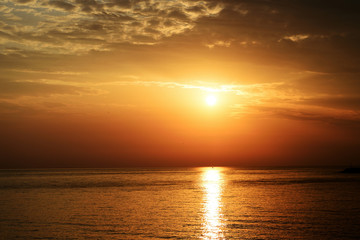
<box><xmin>1</xmin><ymin>0</ymin><xmax>360</xmax><ymax>168</ymax></box>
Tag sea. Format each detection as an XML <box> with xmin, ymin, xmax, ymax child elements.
<box><xmin>0</xmin><ymin>167</ymin><xmax>359</xmax><ymax>239</ymax></box>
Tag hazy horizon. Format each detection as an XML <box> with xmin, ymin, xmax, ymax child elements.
<box><xmin>0</xmin><ymin>164</ymin><xmax>353</xmax><ymax>170</ymax></box>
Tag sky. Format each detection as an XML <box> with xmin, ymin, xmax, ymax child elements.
<box><xmin>1</xmin><ymin>0</ymin><xmax>360</xmax><ymax>168</ymax></box>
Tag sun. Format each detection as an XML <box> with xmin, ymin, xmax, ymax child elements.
<box><xmin>205</xmin><ymin>95</ymin><xmax>217</xmax><ymax>106</ymax></box>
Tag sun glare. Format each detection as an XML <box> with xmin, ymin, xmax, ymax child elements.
<box><xmin>205</xmin><ymin>95</ymin><xmax>217</xmax><ymax>106</ymax></box>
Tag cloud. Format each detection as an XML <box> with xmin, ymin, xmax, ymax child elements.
<box><xmin>0</xmin><ymin>100</ymin><xmax>40</xmax><ymax>116</ymax></box>
<box><xmin>300</xmin><ymin>97</ymin><xmax>360</xmax><ymax>110</ymax></box>
<box><xmin>74</xmin><ymin>0</ymin><xmax>103</xmax><ymax>13</ymax></box>
<box><xmin>205</xmin><ymin>40</ymin><xmax>232</xmax><ymax>49</ymax></box>
<box><xmin>0</xmin><ymin>0</ymin><xmax>224</xmax><ymax>54</ymax></box>
<box><xmin>47</xmin><ymin>1</ymin><xmax>76</xmax><ymax>11</ymax></box>
<box><xmin>167</xmin><ymin>9</ymin><xmax>189</xmax><ymax>21</ymax></box>
<box><xmin>14</xmin><ymin>0</ymin><xmax>35</xmax><ymax>4</ymax></box>
<box><xmin>189</xmin><ymin>0</ymin><xmax>360</xmax><ymax>74</ymax></box>
<box><xmin>283</xmin><ymin>34</ymin><xmax>309</xmax><ymax>42</ymax></box>
<box><xmin>260</xmin><ymin>106</ymin><xmax>360</xmax><ymax>126</ymax></box>
<box><xmin>8</xmin><ymin>68</ymin><xmax>89</xmax><ymax>75</ymax></box>
<box><xmin>186</xmin><ymin>5</ymin><xmax>206</xmax><ymax>14</ymax></box>
<box><xmin>0</xmin><ymin>78</ymin><xmax>96</xmax><ymax>99</ymax></box>
<box><xmin>3</xmin><ymin>0</ymin><xmax>358</xmax><ymax>78</ymax></box>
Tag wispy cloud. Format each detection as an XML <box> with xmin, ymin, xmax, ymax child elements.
<box><xmin>283</xmin><ymin>34</ymin><xmax>309</xmax><ymax>42</ymax></box>
<box><xmin>8</xmin><ymin>69</ymin><xmax>89</xmax><ymax>75</ymax></box>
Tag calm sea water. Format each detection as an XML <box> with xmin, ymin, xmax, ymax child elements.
<box><xmin>0</xmin><ymin>167</ymin><xmax>359</xmax><ymax>239</ymax></box>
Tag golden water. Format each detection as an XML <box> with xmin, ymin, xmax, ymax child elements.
<box><xmin>0</xmin><ymin>167</ymin><xmax>359</xmax><ymax>239</ymax></box>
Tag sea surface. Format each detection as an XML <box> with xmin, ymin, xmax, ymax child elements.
<box><xmin>0</xmin><ymin>167</ymin><xmax>359</xmax><ymax>239</ymax></box>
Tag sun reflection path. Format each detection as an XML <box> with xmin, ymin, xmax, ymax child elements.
<box><xmin>202</xmin><ymin>168</ymin><xmax>224</xmax><ymax>240</ymax></box>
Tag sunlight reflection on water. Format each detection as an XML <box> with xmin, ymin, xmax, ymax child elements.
<box><xmin>202</xmin><ymin>168</ymin><xmax>224</xmax><ymax>240</ymax></box>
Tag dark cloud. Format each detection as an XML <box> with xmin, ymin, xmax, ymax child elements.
<box><xmin>0</xmin><ymin>101</ymin><xmax>38</xmax><ymax>116</ymax></box>
<box><xmin>292</xmin><ymin>73</ymin><xmax>360</xmax><ymax>96</ymax></box>
<box><xmin>254</xmin><ymin>105</ymin><xmax>360</xmax><ymax>127</ymax></box>
<box><xmin>84</xmin><ymin>23</ymin><xmax>104</xmax><ymax>31</ymax></box>
<box><xmin>95</xmin><ymin>11</ymin><xmax>135</xmax><ymax>21</ymax></box>
<box><xmin>167</xmin><ymin>10</ymin><xmax>189</xmax><ymax>21</ymax></box>
<box><xmin>0</xmin><ymin>31</ymin><xmax>15</xmax><ymax>41</ymax></box>
<box><xmin>300</xmin><ymin>97</ymin><xmax>360</xmax><ymax>110</ymax></box>
<box><xmin>186</xmin><ymin>5</ymin><xmax>206</xmax><ymax>13</ymax></box>
<box><xmin>131</xmin><ymin>34</ymin><xmax>156</xmax><ymax>43</ymax></box>
<box><xmin>74</xmin><ymin>0</ymin><xmax>103</xmax><ymax>13</ymax></box>
<box><xmin>14</xmin><ymin>0</ymin><xmax>34</xmax><ymax>3</ymax></box>
<box><xmin>107</xmin><ymin>0</ymin><xmax>132</xmax><ymax>9</ymax></box>
<box><xmin>147</xmin><ymin>19</ymin><xmax>160</xmax><ymax>27</ymax></box>
<box><xmin>213</xmin><ymin>0</ymin><xmax>360</xmax><ymax>33</ymax></box>
<box><xmin>47</xmin><ymin>0</ymin><xmax>76</xmax><ymax>11</ymax></box>
<box><xmin>191</xmin><ymin>0</ymin><xmax>360</xmax><ymax>73</ymax></box>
